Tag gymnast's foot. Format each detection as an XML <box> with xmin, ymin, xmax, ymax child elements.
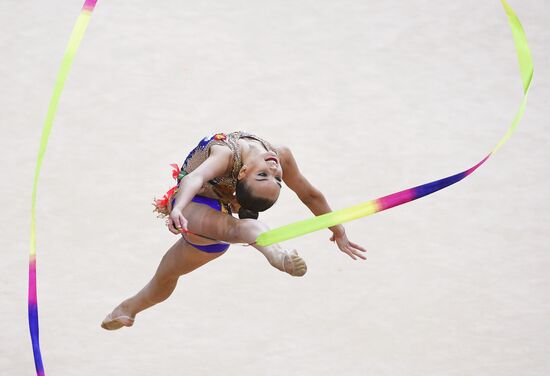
<box><xmin>101</xmin><ymin>301</ymin><xmax>135</xmax><ymax>331</ymax></box>
<box><xmin>281</xmin><ymin>250</ymin><xmax>307</xmax><ymax>277</ymax></box>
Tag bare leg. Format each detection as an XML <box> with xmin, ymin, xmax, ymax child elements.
<box><xmin>101</xmin><ymin>236</ymin><xmax>223</xmax><ymax>330</ymax></box>
<box><xmin>182</xmin><ymin>202</ymin><xmax>307</xmax><ymax>276</ymax></box>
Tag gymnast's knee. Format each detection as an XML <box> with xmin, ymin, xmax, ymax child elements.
<box><xmin>227</xmin><ymin>218</ymin><xmax>268</xmax><ymax>244</ymax></box>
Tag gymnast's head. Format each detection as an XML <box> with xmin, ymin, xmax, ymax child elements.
<box><xmin>236</xmin><ymin>151</ymin><xmax>282</xmax><ymax>219</ymax></box>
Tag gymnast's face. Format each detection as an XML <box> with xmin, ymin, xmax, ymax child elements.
<box><xmin>238</xmin><ymin>151</ymin><xmax>283</xmax><ymax>202</ymax></box>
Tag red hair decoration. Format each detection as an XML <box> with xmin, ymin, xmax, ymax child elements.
<box><xmin>153</xmin><ymin>164</ymin><xmax>182</xmax><ymax>217</ymax></box>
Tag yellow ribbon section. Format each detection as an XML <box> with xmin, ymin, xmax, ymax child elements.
<box><xmin>256</xmin><ymin>201</ymin><xmax>381</xmax><ymax>247</ymax></box>
<box><xmin>30</xmin><ymin>11</ymin><xmax>93</xmax><ymax>256</ymax></box>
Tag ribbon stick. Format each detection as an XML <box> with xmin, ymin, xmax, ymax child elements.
<box><xmin>29</xmin><ymin>1</ymin><xmax>98</xmax><ymax>375</ymax></box>
<box><xmin>255</xmin><ymin>0</ymin><xmax>533</xmax><ymax>247</ymax></box>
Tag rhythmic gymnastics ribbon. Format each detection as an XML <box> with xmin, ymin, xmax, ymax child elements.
<box><xmin>255</xmin><ymin>0</ymin><xmax>533</xmax><ymax>247</ymax></box>
<box><xmin>28</xmin><ymin>1</ymin><xmax>98</xmax><ymax>375</ymax></box>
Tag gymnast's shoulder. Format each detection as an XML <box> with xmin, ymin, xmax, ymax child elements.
<box><xmin>272</xmin><ymin>144</ymin><xmax>296</xmax><ymax>167</ymax></box>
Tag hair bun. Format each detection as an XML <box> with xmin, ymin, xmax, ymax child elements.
<box><xmin>238</xmin><ymin>207</ymin><xmax>259</xmax><ymax>220</ymax></box>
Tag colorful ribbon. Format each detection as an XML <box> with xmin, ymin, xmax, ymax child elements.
<box><xmin>29</xmin><ymin>1</ymin><xmax>98</xmax><ymax>375</ymax></box>
<box><xmin>255</xmin><ymin>0</ymin><xmax>533</xmax><ymax>247</ymax></box>
<box><xmin>28</xmin><ymin>1</ymin><xmax>532</xmax><ymax>374</ymax></box>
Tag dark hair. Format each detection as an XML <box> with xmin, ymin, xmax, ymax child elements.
<box><xmin>236</xmin><ymin>180</ymin><xmax>276</xmax><ymax>219</ymax></box>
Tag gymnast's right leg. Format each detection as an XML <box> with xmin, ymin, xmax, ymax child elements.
<box><xmin>101</xmin><ymin>236</ymin><xmax>223</xmax><ymax>330</ymax></box>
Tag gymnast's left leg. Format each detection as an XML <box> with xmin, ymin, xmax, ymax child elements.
<box><xmin>181</xmin><ymin>201</ymin><xmax>307</xmax><ymax>276</ymax></box>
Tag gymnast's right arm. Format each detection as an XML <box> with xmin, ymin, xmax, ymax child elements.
<box><xmin>167</xmin><ymin>146</ymin><xmax>232</xmax><ymax>234</ymax></box>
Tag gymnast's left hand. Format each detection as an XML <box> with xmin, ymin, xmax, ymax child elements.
<box><xmin>330</xmin><ymin>232</ymin><xmax>367</xmax><ymax>260</ymax></box>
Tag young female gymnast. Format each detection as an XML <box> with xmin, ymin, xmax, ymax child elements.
<box><xmin>101</xmin><ymin>131</ymin><xmax>366</xmax><ymax>330</ymax></box>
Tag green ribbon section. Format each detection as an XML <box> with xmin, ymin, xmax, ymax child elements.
<box><xmin>30</xmin><ymin>12</ymin><xmax>93</xmax><ymax>254</ymax></box>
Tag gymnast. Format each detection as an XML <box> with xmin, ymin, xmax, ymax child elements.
<box><xmin>101</xmin><ymin>131</ymin><xmax>366</xmax><ymax>330</ymax></box>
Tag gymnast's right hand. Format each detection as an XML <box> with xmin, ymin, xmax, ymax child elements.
<box><xmin>168</xmin><ymin>208</ymin><xmax>188</xmax><ymax>235</ymax></box>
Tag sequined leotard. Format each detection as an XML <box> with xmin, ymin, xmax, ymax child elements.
<box><xmin>178</xmin><ymin>131</ymin><xmax>278</xmax><ymax>206</ymax></box>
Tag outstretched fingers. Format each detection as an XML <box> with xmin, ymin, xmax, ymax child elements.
<box><xmin>342</xmin><ymin>246</ymin><xmax>365</xmax><ymax>260</ymax></box>
<box><xmin>349</xmin><ymin>241</ymin><xmax>367</xmax><ymax>259</ymax></box>
<box><xmin>331</xmin><ymin>235</ymin><xmax>368</xmax><ymax>261</ymax></box>
<box><xmin>346</xmin><ymin>243</ymin><xmax>367</xmax><ymax>260</ymax></box>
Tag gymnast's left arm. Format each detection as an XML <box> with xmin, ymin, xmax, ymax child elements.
<box><xmin>278</xmin><ymin>146</ymin><xmax>367</xmax><ymax>260</ymax></box>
